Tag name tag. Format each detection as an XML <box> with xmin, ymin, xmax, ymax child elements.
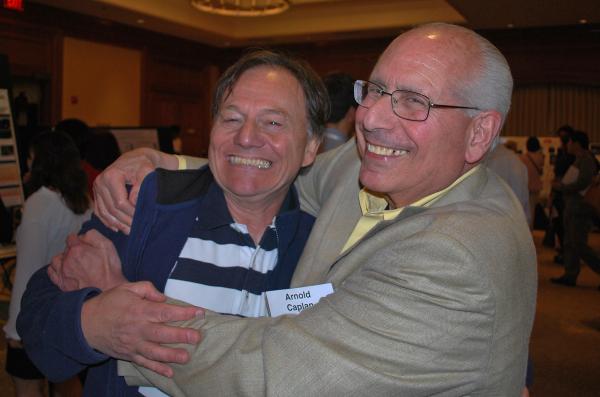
<box><xmin>266</xmin><ymin>283</ymin><xmax>334</xmax><ymax>317</ymax></box>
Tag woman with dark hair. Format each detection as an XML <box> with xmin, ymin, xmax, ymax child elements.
<box><xmin>4</xmin><ymin>131</ymin><xmax>91</xmax><ymax>397</ymax></box>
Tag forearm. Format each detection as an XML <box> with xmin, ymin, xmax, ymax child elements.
<box><xmin>135</xmin><ymin>147</ymin><xmax>178</xmax><ymax>170</ymax></box>
<box><xmin>17</xmin><ymin>267</ymin><xmax>107</xmax><ymax>381</ymax></box>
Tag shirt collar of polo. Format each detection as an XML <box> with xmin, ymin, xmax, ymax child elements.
<box><xmin>198</xmin><ymin>175</ymin><xmax>300</xmax><ymax>231</ymax></box>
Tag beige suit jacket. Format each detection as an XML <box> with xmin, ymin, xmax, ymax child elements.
<box><xmin>120</xmin><ymin>139</ymin><xmax>537</xmax><ymax>396</ymax></box>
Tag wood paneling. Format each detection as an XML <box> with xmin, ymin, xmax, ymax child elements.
<box><xmin>483</xmin><ymin>26</ymin><xmax>600</xmax><ymax>86</ymax></box>
<box><xmin>143</xmin><ymin>57</ymin><xmax>217</xmax><ymax>156</ymax></box>
<box><xmin>0</xmin><ymin>2</ymin><xmax>225</xmax><ymax>134</ymax></box>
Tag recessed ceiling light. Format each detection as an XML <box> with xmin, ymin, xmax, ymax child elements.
<box><xmin>579</xmin><ymin>19</ymin><xmax>588</xmax><ymax>24</ymax></box>
<box><xmin>137</xmin><ymin>19</ymin><xmax>145</xmax><ymax>24</ymax></box>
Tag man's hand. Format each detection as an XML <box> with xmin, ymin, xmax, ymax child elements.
<box><xmin>93</xmin><ymin>148</ymin><xmax>178</xmax><ymax>234</ymax></box>
<box><xmin>81</xmin><ymin>282</ymin><xmax>203</xmax><ymax>378</ymax></box>
<box><xmin>48</xmin><ymin>230</ymin><xmax>127</xmax><ymax>292</ymax></box>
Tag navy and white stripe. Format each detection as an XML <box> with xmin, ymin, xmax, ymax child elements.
<box><xmin>164</xmin><ymin>221</ymin><xmax>278</xmax><ymax>317</ymax></box>
<box><xmin>143</xmin><ymin>221</ymin><xmax>279</xmax><ymax>397</ymax></box>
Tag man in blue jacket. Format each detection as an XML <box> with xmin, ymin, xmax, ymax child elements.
<box><xmin>17</xmin><ymin>50</ymin><xmax>329</xmax><ymax>396</ymax></box>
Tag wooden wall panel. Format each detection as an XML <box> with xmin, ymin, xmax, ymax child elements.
<box><xmin>0</xmin><ymin>15</ymin><xmax>59</xmax><ymax>124</ymax></box>
<box><xmin>145</xmin><ymin>92</ymin><xmax>209</xmax><ymax>157</ymax></box>
<box><xmin>484</xmin><ymin>26</ymin><xmax>600</xmax><ymax>86</ymax></box>
<box><xmin>0</xmin><ymin>33</ymin><xmax>52</xmax><ymax>76</ymax></box>
<box><xmin>143</xmin><ymin>57</ymin><xmax>216</xmax><ymax>156</ymax></box>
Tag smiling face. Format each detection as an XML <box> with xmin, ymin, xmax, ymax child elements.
<box><xmin>208</xmin><ymin>65</ymin><xmax>319</xmax><ymax>210</ymax></box>
<box><xmin>355</xmin><ymin>27</ymin><xmax>497</xmax><ymax>208</ymax></box>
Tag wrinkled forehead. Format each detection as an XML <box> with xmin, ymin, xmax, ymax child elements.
<box><xmin>371</xmin><ymin>30</ymin><xmax>476</xmax><ymax>92</ymax></box>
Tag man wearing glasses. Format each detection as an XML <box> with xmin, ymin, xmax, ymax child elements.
<box><xmin>49</xmin><ymin>23</ymin><xmax>537</xmax><ymax>395</ymax></box>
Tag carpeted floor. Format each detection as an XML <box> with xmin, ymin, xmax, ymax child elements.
<box><xmin>0</xmin><ymin>231</ymin><xmax>598</xmax><ymax>396</ymax></box>
<box><xmin>529</xmin><ymin>230</ymin><xmax>600</xmax><ymax>396</ymax></box>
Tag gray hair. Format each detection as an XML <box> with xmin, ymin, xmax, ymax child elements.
<box><xmin>211</xmin><ymin>49</ymin><xmax>330</xmax><ymax>141</ymax></box>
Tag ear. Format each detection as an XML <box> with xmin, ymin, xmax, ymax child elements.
<box><xmin>465</xmin><ymin>110</ymin><xmax>502</xmax><ymax>164</ymax></box>
<box><xmin>301</xmin><ymin>135</ymin><xmax>321</xmax><ymax>167</ymax></box>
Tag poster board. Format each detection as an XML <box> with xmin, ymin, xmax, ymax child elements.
<box><xmin>108</xmin><ymin>126</ymin><xmax>179</xmax><ymax>155</ymax></box>
<box><xmin>109</xmin><ymin>128</ymin><xmax>160</xmax><ymax>154</ymax></box>
<box><xmin>0</xmin><ymin>88</ymin><xmax>24</xmax><ymax>207</ymax></box>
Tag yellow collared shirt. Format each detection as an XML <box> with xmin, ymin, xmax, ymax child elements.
<box><xmin>340</xmin><ymin>166</ymin><xmax>480</xmax><ymax>253</ymax></box>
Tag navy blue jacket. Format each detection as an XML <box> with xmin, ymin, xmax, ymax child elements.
<box><xmin>17</xmin><ymin>166</ymin><xmax>315</xmax><ymax>396</ymax></box>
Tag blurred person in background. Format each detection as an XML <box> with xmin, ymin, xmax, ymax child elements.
<box><xmin>486</xmin><ymin>140</ymin><xmax>530</xmax><ymax>225</ymax></box>
<box><xmin>544</xmin><ymin>125</ymin><xmax>575</xmax><ymax>259</ymax></box>
<box><xmin>551</xmin><ymin>130</ymin><xmax>600</xmax><ymax>287</ymax></box>
<box><xmin>54</xmin><ymin>118</ymin><xmax>98</xmax><ymax>196</ymax></box>
<box><xmin>319</xmin><ymin>72</ymin><xmax>356</xmax><ymax>152</ymax></box>
<box><xmin>4</xmin><ymin>131</ymin><xmax>91</xmax><ymax>397</ymax></box>
<box><xmin>520</xmin><ymin>136</ymin><xmax>544</xmax><ymax>228</ymax></box>
<box><xmin>85</xmin><ymin>129</ymin><xmax>122</xmax><ymax>171</ymax></box>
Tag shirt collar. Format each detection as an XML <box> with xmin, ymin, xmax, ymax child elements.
<box><xmin>198</xmin><ymin>172</ymin><xmax>300</xmax><ymax>230</ymax></box>
<box><xmin>359</xmin><ymin>165</ymin><xmax>481</xmax><ymax>218</ymax></box>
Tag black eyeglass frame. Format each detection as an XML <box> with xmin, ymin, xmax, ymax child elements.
<box><xmin>354</xmin><ymin>80</ymin><xmax>481</xmax><ymax>122</ymax></box>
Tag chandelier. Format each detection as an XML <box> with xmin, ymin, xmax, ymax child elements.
<box><xmin>190</xmin><ymin>0</ymin><xmax>291</xmax><ymax>17</ymax></box>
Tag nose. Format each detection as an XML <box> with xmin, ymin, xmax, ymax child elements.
<box><xmin>234</xmin><ymin>120</ymin><xmax>264</xmax><ymax>148</ymax></box>
<box><xmin>360</xmin><ymin>94</ymin><xmax>396</xmax><ymax>132</ymax></box>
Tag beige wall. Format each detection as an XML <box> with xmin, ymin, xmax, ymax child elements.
<box><xmin>62</xmin><ymin>37</ymin><xmax>141</xmax><ymax>126</ymax></box>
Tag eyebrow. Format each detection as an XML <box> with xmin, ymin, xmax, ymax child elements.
<box><xmin>369</xmin><ymin>78</ymin><xmax>428</xmax><ymax>97</ymax></box>
<box><xmin>259</xmin><ymin>109</ymin><xmax>287</xmax><ymax>118</ymax></box>
<box><xmin>221</xmin><ymin>104</ymin><xmax>288</xmax><ymax>119</ymax></box>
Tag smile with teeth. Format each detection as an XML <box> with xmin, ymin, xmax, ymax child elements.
<box><xmin>228</xmin><ymin>155</ymin><xmax>272</xmax><ymax>169</ymax></box>
<box><xmin>367</xmin><ymin>143</ymin><xmax>408</xmax><ymax>157</ymax></box>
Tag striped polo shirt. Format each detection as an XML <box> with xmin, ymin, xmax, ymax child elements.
<box><xmin>140</xmin><ymin>189</ymin><xmax>281</xmax><ymax>397</ymax></box>
<box><xmin>164</xmin><ymin>217</ymin><xmax>278</xmax><ymax>317</ymax></box>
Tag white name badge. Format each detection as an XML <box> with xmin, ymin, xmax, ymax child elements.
<box><xmin>266</xmin><ymin>283</ymin><xmax>334</xmax><ymax>317</ymax></box>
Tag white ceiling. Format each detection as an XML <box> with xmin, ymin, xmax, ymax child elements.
<box><xmin>31</xmin><ymin>0</ymin><xmax>599</xmax><ymax>47</ymax></box>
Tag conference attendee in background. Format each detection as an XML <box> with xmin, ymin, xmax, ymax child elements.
<box><xmin>4</xmin><ymin>131</ymin><xmax>91</xmax><ymax>397</ymax></box>
<box><xmin>551</xmin><ymin>130</ymin><xmax>600</xmax><ymax>287</ymax></box>
<box><xmin>520</xmin><ymin>136</ymin><xmax>544</xmax><ymax>228</ymax></box>
<box><xmin>17</xmin><ymin>50</ymin><xmax>326</xmax><ymax>397</ymax></box>
<box><xmin>486</xmin><ymin>140</ymin><xmax>530</xmax><ymax>224</ymax></box>
<box><xmin>318</xmin><ymin>72</ymin><xmax>357</xmax><ymax>152</ymax></box>
<box><xmin>544</xmin><ymin>125</ymin><xmax>575</xmax><ymax>259</ymax></box>
<box><xmin>54</xmin><ymin>118</ymin><xmax>99</xmax><ymax>196</ymax></box>
<box><xmin>85</xmin><ymin>129</ymin><xmax>122</xmax><ymax>171</ymax></box>
<box><xmin>75</xmin><ymin>23</ymin><xmax>535</xmax><ymax>395</ymax></box>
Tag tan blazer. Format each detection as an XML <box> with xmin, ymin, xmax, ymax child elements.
<box><xmin>120</xmin><ymin>139</ymin><xmax>537</xmax><ymax>396</ymax></box>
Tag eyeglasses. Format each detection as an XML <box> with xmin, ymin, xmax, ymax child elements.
<box><xmin>353</xmin><ymin>80</ymin><xmax>480</xmax><ymax>122</ymax></box>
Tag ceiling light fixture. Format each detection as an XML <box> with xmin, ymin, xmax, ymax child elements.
<box><xmin>190</xmin><ymin>0</ymin><xmax>290</xmax><ymax>17</ymax></box>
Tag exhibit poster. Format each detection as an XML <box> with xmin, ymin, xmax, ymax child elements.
<box><xmin>0</xmin><ymin>88</ymin><xmax>24</xmax><ymax>207</ymax></box>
